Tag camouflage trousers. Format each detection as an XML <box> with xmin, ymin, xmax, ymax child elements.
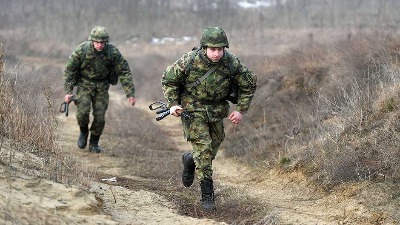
<box><xmin>75</xmin><ymin>82</ymin><xmax>109</xmax><ymax>136</ymax></box>
<box><xmin>182</xmin><ymin>113</ymin><xmax>225</xmax><ymax>181</ymax></box>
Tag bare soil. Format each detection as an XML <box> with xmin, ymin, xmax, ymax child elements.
<box><xmin>1</xmin><ymin>90</ymin><xmax>399</xmax><ymax>224</ymax></box>
<box><xmin>1</xmin><ymin>42</ymin><xmax>400</xmax><ymax>224</ymax></box>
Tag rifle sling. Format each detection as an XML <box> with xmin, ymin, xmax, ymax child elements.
<box><xmin>184</xmin><ymin>62</ymin><xmax>220</xmax><ymax>88</ymax></box>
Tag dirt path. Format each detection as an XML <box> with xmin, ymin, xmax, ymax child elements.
<box><xmin>136</xmin><ymin>92</ymin><xmax>395</xmax><ymax>224</ymax></box>
<box><xmin>60</xmin><ymin>90</ymin><xmax>400</xmax><ymax>224</ymax></box>
<box><xmin>1</xmin><ymin>89</ymin><xmax>397</xmax><ymax>225</ymax></box>
<box><xmin>54</xmin><ymin>91</ymin><xmax>226</xmax><ymax>225</ymax></box>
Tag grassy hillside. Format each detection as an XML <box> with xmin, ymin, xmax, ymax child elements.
<box><xmin>225</xmin><ymin>31</ymin><xmax>400</xmax><ymax>186</ymax></box>
<box><xmin>2</xmin><ymin>0</ymin><xmax>400</xmax><ymax>190</ymax></box>
<box><xmin>2</xmin><ymin>1</ymin><xmax>400</xmax><ymax>224</ymax></box>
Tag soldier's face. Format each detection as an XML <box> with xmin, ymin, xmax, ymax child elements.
<box><xmin>93</xmin><ymin>41</ymin><xmax>106</xmax><ymax>51</ymax></box>
<box><xmin>206</xmin><ymin>47</ymin><xmax>224</xmax><ymax>62</ymax></box>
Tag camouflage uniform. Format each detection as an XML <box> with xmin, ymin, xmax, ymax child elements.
<box><xmin>162</xmin><ymin>49</ymin><xmax>256</xmax><ymax>180</ymax></box>
<box><xmin>64</xmin><ymin>26</ymin><xmax>135</xmax><ymax>151</ymax></box>
<box><xmin>162</xmin><ymin>27</ymin><xmax>256</xmax><ymax>211</ymax></box>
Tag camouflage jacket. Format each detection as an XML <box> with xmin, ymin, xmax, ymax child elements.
<box><xmin>64</xmin><ymin>41</ymin><xmax>135</xmax><ymax>98</ymax></box>
<box><xmin>162</xmin><ymin>49</ymin><xmax>257</xmax><ymax>120</ymax></box>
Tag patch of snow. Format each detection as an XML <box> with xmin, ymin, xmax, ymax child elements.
<box><xmin>151</xmin><ymin>36</ymin><xmax>196</xmax><ymax>45</ymax></box>
<box><xmin>238</xmin><ymin>0</ymin><xmax>272</xmax><ymax>8</ymax></box>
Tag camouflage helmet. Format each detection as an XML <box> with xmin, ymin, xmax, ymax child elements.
<box><xmin>200</xmin><ymin>27</ymin><xmax>229</xmax><ymax>48</ymax></box>
<box><xmin>88</xmin><ymin>26</ymin><xmax>109</xmax><ymax>42</ymax></box>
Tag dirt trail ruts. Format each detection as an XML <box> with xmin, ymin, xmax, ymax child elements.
<box><xmin>0</xmin><ymin>88</ymin><xmax>393</xmax><ymax>225</ymax></box>
<box><xmin>145</xmin><ymin>100</ymin><xmax>394</xmax><ymax>224</ymax></box>
<box><xmin>55</xmin><ymin>90</ymin><xmax>225</xmax><ymax>225</ymax></box>
<box><xmin>105</xmin><ymin>91</ymin><xmax>395</xmax><ymax>224</ymax></box>
<box><xmin>2</xmin><ymin>90</ymin><xmax>391</xmax><ymax>225</ymax></box>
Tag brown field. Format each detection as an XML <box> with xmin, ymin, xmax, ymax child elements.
<box><xmin>2</xmin><ymin>1</ymin><xmax>400</xmax><ymax>224</ymax></box>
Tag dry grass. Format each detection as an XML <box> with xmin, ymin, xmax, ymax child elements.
<box><xmin>224</xmin><ymin>31</ymin><xmax>400</xmax><ymax>187</ymax></box>
<box><xmin>0</xmin><ymin>45</ymin><xmax>265</xmax><ymax>224</ymax></box>
<box><xmin>2</xmin><ymin>1</ymin><xmax>400</xmax><ymax>222</ymax></box>
<box><xmin>0</xmin><ymin>54</ymin><xmax>95</xmax><ymax>186</ymax></box>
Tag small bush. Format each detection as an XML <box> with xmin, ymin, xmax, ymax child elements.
<box><xmin>224</xmin><ymin>31</ymin><xmax>400</xmax><ymax>186</ymax></box>
<box><xmin>0</xmin><ymin>51</ymin><xmax>94</xmax><ymax>185</ymax></box>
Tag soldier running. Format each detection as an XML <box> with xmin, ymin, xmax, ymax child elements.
<box><xmin>64</xmin><ymin>26</ymin><xmax>136</xmax><ymax>153</ymax></box>
<box><xmin>161</xmin><ymin>27</ymin><xmax>257</xmax><ymax>211</ymax></box>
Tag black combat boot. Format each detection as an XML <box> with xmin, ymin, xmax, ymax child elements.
<box><xmin>89</xmin><ymin>135</ymin><xmax>102</xmax><ymax>153</ymax></box>
<box><xmin>182</xmin><ymin>152</ymin><xmax>195</xmax><ymax>187</ymax></box>
<box><xmin>77</xmin><ymin>127</ymin><xmax>89</xmax><ymax>149</ymax></box>
<box><xmin>200</xmin><ymin>178</ymin><xmax>215</xmax><ymax>211</ymax></box>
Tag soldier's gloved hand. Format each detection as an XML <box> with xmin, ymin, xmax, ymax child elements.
<box><xmin>64</xmin><ymin>94</ymin><xmax>74</xmax><ymax>103</ymax></box>
<box><xmin>170</xmin><ymin>105</ymin><xmax>183</xmax><ymax>117</ymax></box>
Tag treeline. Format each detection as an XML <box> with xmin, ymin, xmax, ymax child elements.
<box><xmin>1</xmin><ymin>0</ymin><xmax>400</xmax><ymax>46</ymax></box>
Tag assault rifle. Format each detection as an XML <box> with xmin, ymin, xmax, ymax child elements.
<box><xmin>59</xmin><ymin>96</ymin><xmax>76</xmax><ymax>117</ymax></box>
<box><xmin>149</xmin><ymin>100</ymin><xmax>192</xmax><ymax>121</ymax></box>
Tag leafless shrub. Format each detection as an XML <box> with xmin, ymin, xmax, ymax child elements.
<box><xmin>225</xmin><ymin>31</ymin><xmax>400</xmax><ymax>186</ymax></box>
<box><xmin>288</xmin><ymin>33</ymin><xmax>400</xmax><ymax>185</ymax></box>
<box><xmin>0</xmin><ymin>53</ymin><xmax>94</xmax><ymax>186</ymax></box>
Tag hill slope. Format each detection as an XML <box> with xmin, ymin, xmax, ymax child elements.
<box><xmin>2</xmin><ymin>87</ymin><xmax>399</xmax><ymax>224</ymax></box>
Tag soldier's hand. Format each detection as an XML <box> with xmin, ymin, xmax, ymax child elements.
<box><xmin>64</xmin><ymin>94</ymin><xmax>74</xmax><ymax>103</ymax></box>
<box><xmin>170</xmin><ymin>105</ymin><xmax>183</xmax><ymax>117</ymax></box>
<box><xmin>228</xmin><ymin>111</ymin><xmax>243</xmax><ymax>125</ymax></box>
<box><xmin>128</xmin><ymin>97</ymin><xmax>136</xmax><ymax>106</ymax></box>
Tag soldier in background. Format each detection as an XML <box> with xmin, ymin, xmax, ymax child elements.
<box><xmin>64</xmin><ymin>26</ymin><xmax>136</xmax><ymax>153</ymax></box>
<box><xmin>161</xmin><ymin>27</ymin><xmax>257</xmax><ymax>211</ymax></box>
